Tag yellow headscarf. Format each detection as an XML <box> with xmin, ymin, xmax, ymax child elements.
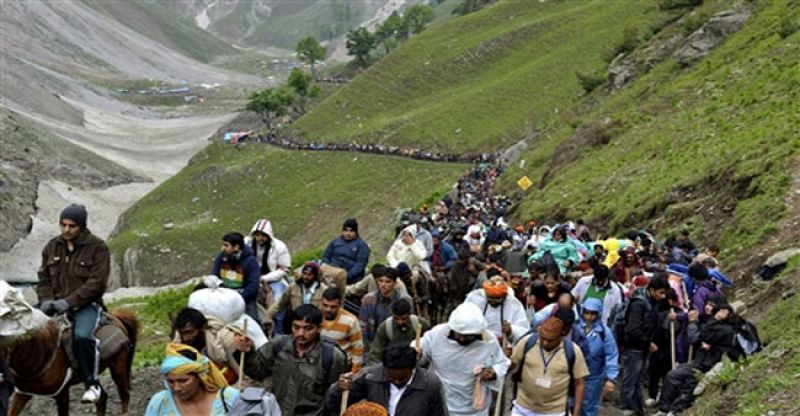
<box><xmin>161</xmin><ymin>342</ymin><xmax>228</xmax><ymax>392</ymax></box>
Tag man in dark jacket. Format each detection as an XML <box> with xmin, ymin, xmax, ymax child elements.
<box><xmin>655</xmin><ymin>304</ymin><xmax>744</xmax><ymax>415</ymax></box>
<box><xmin>619</xmin><ymin>274</ymin><xmax>670</xmax><ymax>416</ymax></box>
<box><xmin>322</xmin><ymin>218</ymin><xmax>371</xmax><ymax>292</ymax></box>
<box><xmin>37</xmin><ymin>204</ymin><xmax>109</xmax><ymax>403</ymax></box>
<box><xmin>235</xmin><ymin>304</ymin><xmax>349</xmax><ymax>416</ymax></box>
<box><xmin>212</xmin><ymin>232</ymin><xmax>261</xmax><ymax>321</ymax></box>
<box><xmin>327</xmin><ymin>344</ymin><xmax>447</xmax><ymax>416</ymax></box>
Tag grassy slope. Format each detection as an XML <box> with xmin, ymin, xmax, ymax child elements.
<box><xmin>500</xmin><ymin>0</ymin><xmax>800</xmax><ymax>264</ymax></box>
<box><xmin>693</xmin><ymin>256</ymin><xmax>800</xmax><ymax>415</ymax></box>
<box><xmin>109</xmin><ymin>143</ymin><xmax>466</xmax><ymax>286</ymax></box>
<box><xmin>290</xmin><ymin>0</ymin><xmax>662</xmax><ymax>153</ymax></box>
<box><xmin>82</xmin><ymin>0</ymin><xmax>238</xmax><ymax>64</ymax></box>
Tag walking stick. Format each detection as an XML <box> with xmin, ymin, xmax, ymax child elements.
<box><xmin>415</xmin><ymin>321</ymin><xmax>423</xmax><ymax>356</ymax></box>
<box><xmin>238</xmin><ymin>319</ymin><xmax>248</xmax><ymax>390</ymax></box>
<box><xmin>340</xmin><ymin>390</ymin><xmax>350</xmax><ymax>415</ymax></box>
<box><xmin>670</xmin><ymin>320</ymin><xmax>677</xmax><ymax>370</ymax></box>
<box><xmin>493</xmin><ymin>367</ymin><xmax>505</xmax><ymax>416</ymax></box>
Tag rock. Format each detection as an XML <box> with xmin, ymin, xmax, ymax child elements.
<box><xmin>730</xmin><ymin>300</ymin><xmax>746</xmax><ymax>314</ymax></box>
<box><xmin>163</xmin><ymin>222</ymin><xmax>174</xmax><ymax>230</ymax></box>
<box><xmin>782</xmin><ymin>290</ymin><xmax>796</xmax><ymax>300</ymax></box>
<box><xmin>764</xmin><ymin>247</ymin><xmax>800</xmax><ymax>268</ymax></box>
<box><xmin>608</xmin><ymin>54</ymin><xmax>637</xmax><ymax>89</ymax></box>
<box><xmin>191</xmin><ymin>196</ymin><xmax>200</xmax><ymax>203</ymax></box>
<box><xmin>674</xmin><ymin>9</ymin><xmax>752</xmax><ymax>66</ymax></box>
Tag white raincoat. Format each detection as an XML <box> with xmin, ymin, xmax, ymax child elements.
<box><xmin>464</xmin><ymin>288</ymin><xmax>529</xmax><ymax>343</ymax></box>
<box><xmin>387</xmin><ymin>225</ymin><xmax>427</xmax><ymax>268</ymax></box>
<box><xmin>419</xmin><ymin>303</ymin><xmax>510</xmax><ymax>416</ymax></box>
<box><xmin>245</xmin><ymin>219</ymin><xmax>291</xmax><ymax>281</ymax></box>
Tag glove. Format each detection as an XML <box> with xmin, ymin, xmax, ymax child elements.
<box><xmin>52</xmin><ymin>299</ymin><xmax>71</xmax><ymax>314</ymax></box>
<box><xmin>39</xmin><ymin>300</ymin><xmax>55</xmax><ymax>315</ymax></box>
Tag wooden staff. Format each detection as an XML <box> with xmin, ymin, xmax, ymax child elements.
<box><xmin>670</xmin><ymin>319</ymin><xmax>677</xmax><ymax>370</ymax></box>
<box><xmin>340</xmin><ymin>389</ymin><xmax>350</xmax><ymax>415</ymax></box>
<box><xmin>493</xmin><ymin>369</ymin><xmax>505</xmax><ymax>416</ymax></box>
<box><xmin>238</xmin><ymin>319</ymin><xmax>248</xmax><ymax>390</ymax></box>
<box><xmin>414</xmin><ymin>322</ymin><xmax>422</xmax><ymax>359</ymax></box>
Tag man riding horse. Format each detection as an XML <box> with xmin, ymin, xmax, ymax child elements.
<box><xmin>37</xmin><ymin>204</ymin><xmax>109</xmax><ymax>404</ymax></box>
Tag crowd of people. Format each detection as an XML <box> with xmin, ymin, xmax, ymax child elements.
<box><xmin>246</xmin><ymin>132</ymin><xmax>497</xmax><ymax>164</ymax></box>
<box><xmin>24</xmin><ymin>158</ymin><xmax>763</xmax><ymax>416</ymax></box>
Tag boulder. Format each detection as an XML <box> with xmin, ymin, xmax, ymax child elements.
<box><xmin>674</xmin><ymin>9</ymin><xmax>752</xmax><ymax>66</ymax></box>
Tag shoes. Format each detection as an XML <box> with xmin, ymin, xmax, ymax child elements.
<box><xmin>81</xmin><ymin>384</ymin><xmax>102</xmax><ymax>404</ymax></box>
<box><xmin>645</xmin><ymin>398</ymin><xmax>657</xmax><ymax>407</ymax></box>
<box><xmin>622</xmin><ymin>411</ymin><xmax>636</xmax><ymax>416</ymax></box>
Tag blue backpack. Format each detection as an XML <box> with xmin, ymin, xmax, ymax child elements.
<box><xmin>512</xmin><ymin>332</ymin><xmax>576</xmax><ymax>384</ymax></box>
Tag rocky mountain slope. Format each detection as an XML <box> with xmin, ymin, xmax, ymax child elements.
<box><xmin>0</xmin><ymin>0</ymin><xmax>262</xmax><ymax>283</ymax></box>
<box><xmin>156</xmin><ymin>0</ymin><xmax>428</xmax><ymax>51</ymax></box>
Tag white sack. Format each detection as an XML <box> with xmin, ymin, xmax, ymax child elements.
<box><xmin>188</xmin><ymin>287</ymin><xmax>245</xmax><ymax>323</ymax></box>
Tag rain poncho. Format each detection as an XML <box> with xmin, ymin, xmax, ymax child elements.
<box><xmin>419</xmin><ymin>303</ymin><xmax>510</xmax><ymax>416</ymax></box>
<box><xmin>528</xmin><ymin>237</ymin><xmax>580</xmax><ymax>275</ymax></box>
<box><xmin>387</xmin><ymin>225</ymin><xmax>428</xmax><ymax>268</ymax></box>
<box><xmin>464</xmin><ymin>288</ymin><xmax>529</xmax><ymax>343</ymax></box>
<box><xmin>578</xmin><ymin>299</ymin><xmax>619</xmax><ymax>416</ymax></box>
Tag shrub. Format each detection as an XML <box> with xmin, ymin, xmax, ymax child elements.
<box><xmin>604</xmin><ymin>24</ymin><xmax>642</xmax><ymax>62</ymax></box>
<box><xmin>683</xmin><ymin>11</ymin><xmax>710</xmax><ymax>35</ymax></box>
<box><xmin>659</xmin><ymin>0</ymin><xmax>703</xmax><ymax>11</ymax></box>
<box><xmin>576</xmin><ymin>70</ymin><xmax>606</xmax><ymax>93</ymax></box>
<box><xmin>777</xmin><ymin>16</ymin><xmax>799</xmax><ymax>39</ymax></box>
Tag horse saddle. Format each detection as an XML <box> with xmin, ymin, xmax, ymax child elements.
<box><xmin>59</xmin><ymin>313</ymin><xmax>131</xmax><ymax>371</ymax></box>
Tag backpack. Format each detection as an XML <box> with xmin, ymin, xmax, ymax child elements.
<box><xmin>610</xmin><ymin>289</ymin><xmax>651</xmax><ymax>345</ymax></box>
<box><xmin>224</xmin><ymin>387</ymin><xmax>282</xmax><ymax>415</ymax></box>
<box><xmin>734</xmin><ymin>320</ymin><xmax>762</xmax><ymax>356</ymax></box>
<box><xmin>385</xmin><ymin>315</ymin><xmax>421</xmax><ymax>341</ymax></box>
<box><xmin>274</xmin><ymin>335</ymin><xmax>341</xmax><ymax>388</ymax></box>
<box><xmin>512</xmin><ymin>332</ymin><xmax>576</xmax><ymax>385</ymax></box>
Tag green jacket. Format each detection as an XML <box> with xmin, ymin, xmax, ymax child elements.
<box><xmin>242</xmin><ymin>335</ymin><xmax>348</xmax><ymax>416</ymax></box>
<box><xmin>37</xmin><ymin>229</ymin><xmax>109</xmax><ymax>309</ymax></box>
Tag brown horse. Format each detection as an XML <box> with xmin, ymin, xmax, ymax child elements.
<box><xmin>2</xmin><ymin>310</ymin><xmax>139</xmax><ymax>416</ymax></box>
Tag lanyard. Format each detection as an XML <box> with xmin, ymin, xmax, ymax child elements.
<box><xmin>539</xmin><ymin>344</ymin><xmax>561</xmax><ymax>376</ymax></box>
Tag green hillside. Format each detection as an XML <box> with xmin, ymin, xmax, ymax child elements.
<box><xmin>499</xmin><ymin>0</ymin><xmax>800</xmax><ymax>267</ymax></box>
<box><xmin>290</xmin><ymin>0</ymin><xmax>665</xmax><ymax>153</ymax></box>
<box><xmin>82</xmin><ymin>0</ymin><xmax>238</xmax><ymax>63</ymax></box>
<box><xmin>109</xmin><ymin>143</ymin><xmax>466</xmax><ymax>286</ymax></box>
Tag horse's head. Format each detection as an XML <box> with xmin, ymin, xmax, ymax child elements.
<box><xmin>0</xmin><ymin>280</ymin><xmax>51</xmax><ymax>349</ymax></box>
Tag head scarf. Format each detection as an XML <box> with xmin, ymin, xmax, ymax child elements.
<box><xmin>483</xmin><ymin>276</ymin><xmax>509</xmax><ymax>299</ymax></box>
<box><xmin>161</xmin><ymin>342</ymin><xmax>228</xmax><ymax>392</ymax></box>
<box><xmin>344</xmin><ymin>402</ymin><xmax>389</xmax><ymax>416</ymax></box>
<box><xmin>448</xmin><ymin>302</ymin><xmax>487</xmax><ymax>335</ymax></box>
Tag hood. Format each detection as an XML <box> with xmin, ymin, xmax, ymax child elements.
<box><xmin>251</xmin><ymin>219</ymin><xmax>274</xmax><ymax>238</ymax></box>
<box><xmin>448</xmin><ymin>302</ymin><xmax>487</xmax><ymax>335</ymax></box>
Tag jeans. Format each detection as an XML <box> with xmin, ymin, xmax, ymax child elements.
<box><xmin>620</xmin><ymin>349</ymin><xmax>647</xmax><ymax>414</ymax></box>
<box><xmin>72</xmin><ymin>303</ymin><xmax>102</xmax><ymax>386</ymax></box>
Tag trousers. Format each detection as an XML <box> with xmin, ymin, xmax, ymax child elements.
<box><xmin>72</xmin><ymin>303</ymin><xmax>102</xmax><ymax>386</ymax></box>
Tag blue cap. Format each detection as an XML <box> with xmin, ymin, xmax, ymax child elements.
<box><xmin>582</xmin><ymin>298</ymin><xmax>603</xmax><ymax>313</ymax></box>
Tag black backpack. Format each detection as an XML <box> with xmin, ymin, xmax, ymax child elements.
<box><xmin>734</xmin><ymin>320</ymin><xmax>762</xmax><ymax>355</ymax></box>
<box><xmin>610</xmin><ymin>289</ymin><xmax>651</xmax><ymax>345</ymax></box>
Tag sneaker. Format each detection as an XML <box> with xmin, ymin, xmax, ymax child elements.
<box><xmin>81</xmin><ymin>384</ymin><xmax>102</xmax><ymax>404</ymax></box>
<box><xmin>645</xmin><ymin>398</ymin><xmax>657</xmax><ymax>407</ymax></box>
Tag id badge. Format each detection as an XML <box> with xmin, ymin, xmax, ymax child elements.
<box><xmin>535</xmin><ymin>377</ymin><xmax>552</xmax><ymax>389</ymax></box>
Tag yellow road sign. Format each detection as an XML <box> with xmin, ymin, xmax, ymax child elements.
<box><xmin>517</xmin><ymin>176</ymin><xmax>533</xmax><ymax>191</ymax></box>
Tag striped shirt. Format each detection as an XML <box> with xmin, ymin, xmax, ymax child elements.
<box><xmin>321</xmin><ymin>308</ymin><xmax>364</xmax><ymax>372</ymax></box>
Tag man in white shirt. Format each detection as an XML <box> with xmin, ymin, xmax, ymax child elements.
<box><xmin>327</xmin><ymin>344</ymin><xmax>446</xmax><ymax>416</ymax></box>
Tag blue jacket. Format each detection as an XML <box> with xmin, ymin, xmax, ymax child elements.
<box><xmin>322</xmin><ymin>236</ymin><xmax>370</xmax><ymax>283</ymax></box>
<box><xmin>578</xmin><ymin>318</ymin><xmax>619</xmax><ymax>381</ymax></box>
<box><xmin>212</xmin><ymin>245</ymin><xmax>260</xmax><ymax>303</ymax></box>
<box><xmin>434</xmin><ymin>241</ymin><xmax>458</xmax><ymax>272</ymax></box>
